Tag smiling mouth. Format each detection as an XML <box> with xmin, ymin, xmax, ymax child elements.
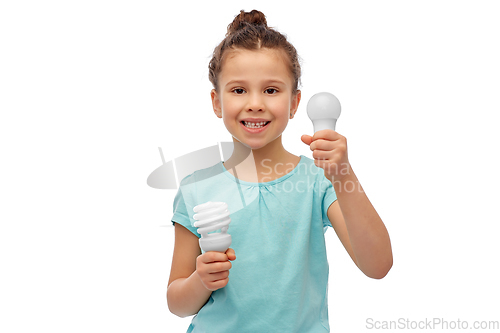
<box><xmin>241</xmin><ymin>121</ymin><xmax>271</xmax><ymax>129</ymax></box>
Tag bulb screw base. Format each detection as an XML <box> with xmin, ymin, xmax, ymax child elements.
<box><xmin>313</xmin><ymin>118</ymin><xmax>338</xmax><ymax>132</ymax></box>
<box><xmin>199</xmin><ymin>234</ymin><xmax>232</xmax><ymax>253</ymax></box>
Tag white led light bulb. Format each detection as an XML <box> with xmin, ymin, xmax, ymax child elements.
<box><xmin>307</xmin><ymin>92</ymin><xmax>341</xmax><ymax>132</ymax></box>
<box><xmin>193</xmin><ymin>201</ymin><xmax>232</xmax><ymax>252</ymax></box>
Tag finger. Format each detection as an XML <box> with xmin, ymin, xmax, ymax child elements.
<box><xmin>208</xmin><ymin>277</ymin><xmax>229</xmax><ymax>290</ymax></box>
<box><xmin>226</xmin><ymin>248</ymin><xmax>236</xmax><ymax>261</ymax></box>
<box><xmin>312</xmin><ymin>150</ymin><xmax>334</xmax><ymax>161</ymax></box>
<box><xmin>312</xmin><ymin>129</ymin><xmax>338</xmax><ymax>142</ymax></box>
<box><xmin>301</xmin><ymin>134</ymin><xmax>313</xmax><ymax>145</ymax></box>
<box><xmin>309</xmin><ymin>139</ymin><xmax>337</xmax><ymax>152</ymax></box>
<box><xmin>210</xmin><ymin>270</ymin><xmax>230</xmax><ymax>282</ymax></box>
<box><xmin>200</xmin><ymin>251</ymin><xmax>230</xmax><ymax>264</ymax></box>
<box><xmin>207</xmin><ymin>261</ymin><xmax>232</xmax><ymax>274</ymax></box>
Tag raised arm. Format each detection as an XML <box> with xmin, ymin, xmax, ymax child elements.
<box><xmin>302</xmin><ymin>130</ymin><xmax>393</xmax><ymax>279</ymax></box>
<box><xmin>327</xmin><ymin>169</ymin><xmax>393</xmax><ymax>279</ymax></box>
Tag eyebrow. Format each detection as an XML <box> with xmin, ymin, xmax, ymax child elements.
<box><xmin>225</xmin><ymin>79</ymin><xmax>287</xmax><ymax>86</ymax></box>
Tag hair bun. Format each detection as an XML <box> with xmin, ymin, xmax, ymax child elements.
<box><xmin>227</xmin><ymin>9</ymin><xmax>268</xmax><ymax>35</ymax></box>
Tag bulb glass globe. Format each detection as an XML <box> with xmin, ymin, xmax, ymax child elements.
<box><xmin>306</xmin><ymin>92</ymin><xmax>341</xmax><ymax>132</ymax></box>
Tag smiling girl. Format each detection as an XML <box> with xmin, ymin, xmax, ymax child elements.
<box><xmin>167</xmin><ymin>10</ymin><xmax>392</xmax><ymax>333</ymax></box>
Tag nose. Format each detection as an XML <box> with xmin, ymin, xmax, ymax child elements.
<box><xmin>246</xmin><ymin>91</ymin><xmax>264</xmax><ymax>111</ymax></box>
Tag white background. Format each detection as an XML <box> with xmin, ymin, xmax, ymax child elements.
<box><xmin>1</xmin><ymin>0</ymin><xmax>499</xmax><ymax>332</ymax></box>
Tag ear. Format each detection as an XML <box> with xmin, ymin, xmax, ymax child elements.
<box><xmin>289</xmin><ymin>90</ymin><xmax>301</xmax><ymax>119</ymax></box>
<box><xmin>211</xmin><ymin>89</ymin><xmax>222</xmax><ymax>118</ymax></box>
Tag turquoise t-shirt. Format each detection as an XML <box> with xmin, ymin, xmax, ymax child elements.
<box><xmin>171</xmin><ymin>155</ymin><xmax>337</xmax><ymax>333</ymax></box>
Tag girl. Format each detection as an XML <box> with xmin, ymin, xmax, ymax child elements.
<box><xmin>167</xmin><ymin>10</ymin><xmax>392</xmax><ymax>333</ymax></box>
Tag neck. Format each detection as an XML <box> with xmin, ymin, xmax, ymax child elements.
<box><xmin>224</xmin><ymin>135</ymin><xmax>291</xmax><ymax>178</ymax></box>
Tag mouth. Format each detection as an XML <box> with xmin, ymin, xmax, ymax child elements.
<box><xmin>240</xmin><ymin>121</ymin><xmax>271</xmax><ymax>129</ymax></box>
<box><xmin>240</xmin><ymin>120</ymin><xmax>271</xmax><ymax>133</ymax></box>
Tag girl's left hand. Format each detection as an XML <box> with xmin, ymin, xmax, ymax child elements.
<box><xmin>301</xmin><ymin>130</ymin><xmax>350</xmax><ymax>181</ymax></box>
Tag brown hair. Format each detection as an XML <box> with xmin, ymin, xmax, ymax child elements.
<box><xmin>208</xmin><ymin>10</ymin><xmax>301</xmax><ymax>94</ymax></box>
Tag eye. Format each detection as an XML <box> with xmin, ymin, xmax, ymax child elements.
<box><xmin>232</xmin><ymin>88</ymin><xmax>246</xmax><ymax>94</ymax></box>
<box><xmin>265</xmin><ymin>88</ymin><xmax>278</xmax><ymax>94</ymax></box>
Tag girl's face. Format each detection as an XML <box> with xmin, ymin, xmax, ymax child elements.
<box><xmin>211</xmin><ymin>48</ymin><xmax>301</xmax><ymax>151</ymax></box>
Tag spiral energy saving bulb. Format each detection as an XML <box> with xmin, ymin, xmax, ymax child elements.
<box><xmin>307</xmin><ymin>92</ymin><xmax>341</xmax><ymax>132</ymax></box>
<box><xmin>193</xmin><ymin>201</ymin><xmax>232</xmax><ymax>252</ymax></box>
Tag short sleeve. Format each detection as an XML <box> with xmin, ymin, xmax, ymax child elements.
<box><xmin>171</xmin><ymin>176</ymin><xmax>200</xmax><ymax>238</ymax></box>
<box><xmin>321</xmin><ymin>178</ymin><xmax>338</xmax><ymax>229</ymax></box>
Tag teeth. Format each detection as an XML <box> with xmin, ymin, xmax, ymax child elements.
<box><xmin>243</xmin><ymin>121</ymin><xmax>268</xmax><ymax>128</ymax></box>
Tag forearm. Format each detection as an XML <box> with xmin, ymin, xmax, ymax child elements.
<box><xmin>331</xmin><ymin>166</ymin><xmax>393</xmax><ymax>279</ymax></box>
<box><xmin>167</xmin><ymin>271</ymin><xmax>212</xmax><ymax>317</ymax></box>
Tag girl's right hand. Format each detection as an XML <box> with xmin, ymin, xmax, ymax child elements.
<box><xmin>196</xmin><ymin>248</ymin><xmax>236</xmax><ymax>291</ymax></box>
